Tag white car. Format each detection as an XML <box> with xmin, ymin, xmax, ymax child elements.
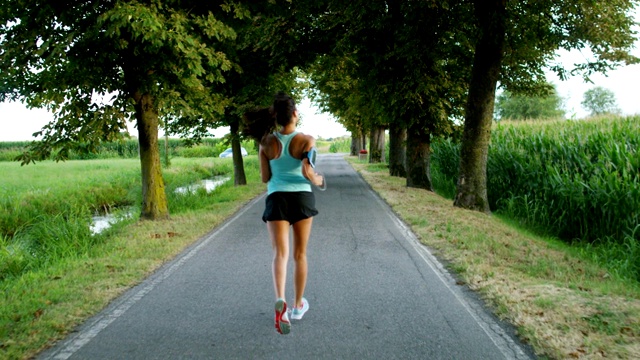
<box><xmin>219</xmin><ymin>147</ymin><xmax>248</xmax><ymax>158</ymax></box>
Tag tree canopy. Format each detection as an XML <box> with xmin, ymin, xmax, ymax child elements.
<box><xmin>581</xmin><ymin>86</ymin><xmax>621</xmax><ymax>116</ymax></box>
<box><xmin>495</xmin><ymin>86</ymin><xmax>565</xmax><ymax>120</ymax></box>
<box><xmin>454</xmin><ymin>0</ymin><xmax>638</xmax><ymax>212</ymax></box>
<box><xmin>0</xmin><ymin>1</ymin><xmax>323</xmax><ymax>218</ymax></box>
<box><xmin>1</xmin><ymin>1</ymin><xmax>239</xmax><ymax>159</ymax></box>
<box><xmin>2</xmin><ymin>0</ymin><xmax>638</xmax><ymax>218</ymax></box>
<box><xmin>0</xmin><ymin>1</ymin><xmax>249</xmax><ymax>219</ymax></box>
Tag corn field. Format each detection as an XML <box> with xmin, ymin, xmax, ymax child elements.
<box><xmin>432</xmin><ymin>116</ymin><xmax>640</xmax><ymax>246</ymax></box>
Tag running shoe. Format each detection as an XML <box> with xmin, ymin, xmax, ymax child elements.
<box><xmin>274</xmin><ymin>298</ymin><xmax>290</xmax><ymax>334</ymax></box>
<box><xmin>291</xmin><ymin>298</ymin><xmax>309</xmax><ymax>320</ymax></box>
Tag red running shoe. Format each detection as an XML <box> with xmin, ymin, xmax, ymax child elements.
<box><xmin>274</xmin><ymin>298</ymin><xmax>290</xmax><ymax>334</ymax></box>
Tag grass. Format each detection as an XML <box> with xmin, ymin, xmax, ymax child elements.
<box><xmin>0</xmin><ymin>158</ymin><xmax>140</xmax><ymax>192</ymax></box>
<box><xmin>347</xmin><ymin>156</ymin><xmax>640</xmax><ymax>359</ymax></box>
<box><xmin>328</xmin><ymin>138</ymin><xmax>351</xmax><ymax>153</ymax></box>
<box><xmin>430</xmin><ymin>116</ymin><xmax>640</xmax><ymax>283</ymax></box>
<box><xmin>0</xmin><ymin>156</ymin><xmax>266</xmax><ymax>359</ymax></box>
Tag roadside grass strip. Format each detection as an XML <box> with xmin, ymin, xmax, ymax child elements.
<box><xmin>0</xmin><ymin>157</ymin><xmax>265</xmax><ymax>359</ymax></box>
<box><xmin>347</xmin><ymin>157</ymin><xmax>640</xmax><ymax>359</ymax></box>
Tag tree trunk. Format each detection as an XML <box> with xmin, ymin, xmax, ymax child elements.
<box><xmin>388</xmin><ymin>123</ymin><xmax>406</xmax><ymax>177</ymax></box>
<box><xmin>350</xmin><ymin>128</ymin><xmax>367</xmax><ymax>156</ymax></box>
<box><xmin>406</xmin><ymin>122</ymin><xmax>433</xmax><ymax>190</ymax></box>
<box><xmin>230</xmin><ymin>119</ymin><xmax>247</xmax><ymax>186</ymax></box>
<box><xmin>135</xmin><ymin>92</ymin><xmax>169</xmax><ymax>220</ymax></box>
<box><xmin>369</xmin><ymin>126</ymin><xmax>385</xmax><ymax>163</ymax></box>
<box><xmin>164</xmin><ymin>132</ymin><xmax>170</xmax><ymax>167</ymax></box>
<box><xmin>454</xmin><ymin>0</ymin><xmax>507</xmax><ymax>213</ymax></box>
<box><xmin>360</xmin><ymin>127</ymin><xmax>367</xmax><ymax>152</ymax></box>
<box><xmin>350</xmin><ymin>135</ymin><xmax>358</xmax><ymax>156</ymax></box>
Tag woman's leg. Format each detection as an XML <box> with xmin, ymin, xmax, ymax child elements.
<box><xmin>267</xmin><ymin>220</ymin><xmax>290</xmax><ymax>300</ymax></box>
<box><xmin>292</xmin><ymin>217</ymin><xmax>313</xmax><ymax>308</ymax></box>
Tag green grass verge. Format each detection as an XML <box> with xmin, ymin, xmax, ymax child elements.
<box><xmin>347</xmin><ymin>156</ymin><xmax>640</xmax><ymax>359</ymax></box>
<box><xmin>0</xmin><ymin>156</ymin><xmax>265</xmax><ymax>359</ymax></box>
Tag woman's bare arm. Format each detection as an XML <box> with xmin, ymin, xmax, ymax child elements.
<box><xmin>299</xmin><ymin>136</ymin><xmax>324</xmax><ymax>186</ymax></box>
<box><xmin>259</xmin><ymin>143</ymin><xmax>271</xmax><ymax>183</ymax></box>
<box><xmin>301</xmin><ymin>158</ymin><xmax>324</xmax><ymax>186</ymax></box>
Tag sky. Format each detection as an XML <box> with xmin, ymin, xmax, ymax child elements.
<box><xmin>211</xmin><ymin>97</ymin><xmax>350</xmax><ymax>140</ymax></box>
<box><xmin>1</xmin><ymin>11</ymin><xmax>639</xmax><ymax>142</ymax></box>
<box><xmin>0</xmin><ymin>95</ymin><xmax>349</xmax><ymax>141</ymax></box>
<box><xmin>548</xmin><ymin>50</ymin><xmax>640</xmax><ymax>119</ymax></box>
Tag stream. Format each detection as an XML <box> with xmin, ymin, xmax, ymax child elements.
<box><xmin>91</xmin><ymin>176</ymin><xmax>231</xmax><ymax>234</ymax></box>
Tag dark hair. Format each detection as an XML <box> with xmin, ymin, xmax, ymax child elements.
<box><xmin>241</xmin><ymin>92</ymin><xmax>296</xmax><ymax>141</ymax></box>
<box><xmin>272</xmin><ymin>92</ymin><xmax>297</xmax><ymax>128</ymax></box>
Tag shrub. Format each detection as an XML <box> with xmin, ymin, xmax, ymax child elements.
<box><xmin>177</xmin><ymin>145</ymin><xmax>217</xmax><ymax>158</ymax></box>
<box><xmin>329</xmin><ymin>138</ymin><xmax>351</xmax><ymax>153</ymax></box>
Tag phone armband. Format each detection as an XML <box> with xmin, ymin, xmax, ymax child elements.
<box><xmin>302</xmin><ymin>147</ymin><xmax>317</xmax><ymax>168</ymax></box>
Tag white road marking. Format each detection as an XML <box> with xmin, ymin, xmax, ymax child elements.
<box><xmin>365</xmin><ymin>182</ymin><xmax>532</xmax><ymax>360</ymax></box>
<box><xmin>41</xmin><ymin>194</ymin><xmax>266</xmax><ymax>360</ymax></box>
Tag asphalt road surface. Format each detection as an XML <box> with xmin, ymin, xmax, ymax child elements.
<box><xmin>39</xmin><ymin>154</ymin><xmax>535</xmax><ymax>360</ymax></box>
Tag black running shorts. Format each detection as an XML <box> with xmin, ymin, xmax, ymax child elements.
<box><xmin>262</xmin><ymin>191</ymin><xmax>319</xmax><ymax>224</ymax></box>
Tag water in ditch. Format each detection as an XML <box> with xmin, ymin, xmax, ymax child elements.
<box><xmin>91</xmin><ymin>176</ymin><xmax>231</xmax><ymax>234</ymax></box>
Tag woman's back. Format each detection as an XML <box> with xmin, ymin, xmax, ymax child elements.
<box><xmin>267</xmin><ymin>132</ymin><xmax>311</xmax><ymax>194</ymax></box>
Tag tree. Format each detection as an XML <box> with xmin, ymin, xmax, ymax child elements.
<box><xmin>312</xmin><ymin>0</ymin><xmax>473</xmax><ymax>189</ymax></box>
<box><xmin>495</xmin><ymin>86</ymin><xmax>565</xmax><ymax>120</ymax></box>
<box><xmin>0</xmin><ymin>1</ymin><xmax>240</xmax><ymax>220</ymax></box>
<box><xmin>199</xmin><ymin>3</ymin><xmax>303</xmax><ymax>186</ymax></box>
<box><xmin>581</xmin><ymin>86</ymin><xmax>620</xmax><ymax>116</ymax></box>
<box><xmin>120</xmin><ymin>1</ymin><xmax>315</xmax><ymax>188</ymax></box>
<box><xmin>454</xmin><ymin>0</ymin><xmax>638</xmax><ymax>213</ymax></box>
<box><xmin>308</xmin><ymin>55</ymin><xmax>373</xmax><ymax>156</ymax></box>
<box><xmin>451</xmin><ymin>0</ymin><xmax>506</xmax><ymax>213</ymax></box>
<box><xmin>227</xmin><ymin>0</ymin><xmax>336</xmax><ymax>181</ymax></box>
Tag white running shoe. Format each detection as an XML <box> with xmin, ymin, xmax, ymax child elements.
<box><xmin>291</xmin><ymin>298</ymin><xmax>309</xmax><ymax>320</ymax></box>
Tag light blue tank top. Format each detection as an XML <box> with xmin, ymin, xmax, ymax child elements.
<box><xmin>268</xmin><ymin>132</ymin><xmax>311</xmax><ymax>194</ymax></box>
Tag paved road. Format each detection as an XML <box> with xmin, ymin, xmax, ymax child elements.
<box><xmin>39</xmin><ymin>154</ymin><xmax>535</xmax><ymax>360</ymax></box>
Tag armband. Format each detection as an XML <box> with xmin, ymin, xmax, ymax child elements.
<box><xmin>302</xmin><ymin>147</ymin><xmax>317</xmax><ymax>168</ymax></box>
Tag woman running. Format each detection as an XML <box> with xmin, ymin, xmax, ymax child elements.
<box><xmin>243</xmin><ymin>92</ymin><xmax>324</xmax><ymax>335</ymax></box>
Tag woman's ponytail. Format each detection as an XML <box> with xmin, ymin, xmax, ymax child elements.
<box><xmin>241</xmin><ymin>107</ymin><xmax>275</xmax><ymax>141</ymax></box>
<box><xmin>241</xmin><ymin>92</ymin><xmax>296</xmax><ymax>141</ymax></box>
